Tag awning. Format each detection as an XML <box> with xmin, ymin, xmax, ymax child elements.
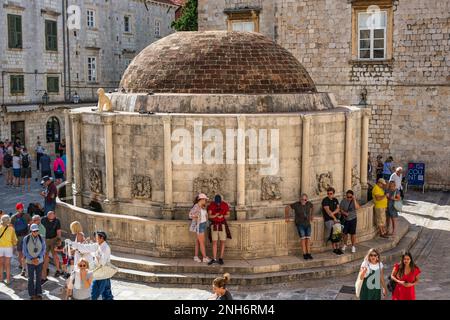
<box><xmin>5</xmin><ymin>105</ymin><xmax>39</xmax><ymax>113</ymax></box>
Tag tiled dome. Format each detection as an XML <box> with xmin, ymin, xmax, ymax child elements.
<box><xmin>119</xmin><ymin>31</ymin><xmax>317</xmax><ymax>94</ymax></box>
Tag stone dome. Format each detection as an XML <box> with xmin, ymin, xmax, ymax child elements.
<box><xmin>119</xmin><ymin>31</ymin><xmax>317</xmax><ymax>95</ymax></box>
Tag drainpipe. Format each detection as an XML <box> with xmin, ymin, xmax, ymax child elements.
<box><xmin>62</xmin><ymin>0</ymin><xmax>67</xmax><ymax>101</ymax></box>
<box><xmin>66</xmin><ymin>0</ymin><xmax>72</xmax><ymax>101</ymax></box>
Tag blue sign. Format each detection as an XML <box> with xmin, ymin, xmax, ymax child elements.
<box><xmin>407</xmin><ymin>162</ymin><xmax>425</xmax><ymax>186</ymax></box>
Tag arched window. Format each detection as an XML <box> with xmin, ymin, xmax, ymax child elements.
<box><xmin>46</xmin><ymin>116</ymin><xmax>60</xmax><ymax>143</ymax></box>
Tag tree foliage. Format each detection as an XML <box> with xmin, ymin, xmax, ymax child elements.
<box><xmin>171</xmin><ymin>0</ymin><xmax>198</xmax><ymax>31</ymax></box>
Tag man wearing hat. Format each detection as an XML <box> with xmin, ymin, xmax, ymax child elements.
<box><xmin>207</xmin><ymin>194</ymin><xmax>230</xmax><ymax>265</ymax></box>
<box><xmin>11</xmin><ymin>202</ymin><xmax>31</xmax><ymax>276</ymax></box>
<box><xmin>372</xmin><ymin>178</ymin><xmax>389</xmax><ymax>238</ymax></box>
<box><xmin>22</xmin><ymin>224</ymin><xmax>46</xmax><ymax>300</ymax></box>
<box><xmin>67</xmin><ymin>230</ymin><xmax>113</xmax><ymax>300</ymax></box>
<box><xmin>40</xmin><ymin>176</ymin><xmax>57</xmax><ymax>214</ymax></box>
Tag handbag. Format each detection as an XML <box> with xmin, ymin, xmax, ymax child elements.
<box><xmin>0</xmin><ymin>226</ymin><xmax>9</xmax><ymax>240</ymax></box>
<box><xmin>355</xmin><ymin>270</ymin><xmax>363</xmax><ymax>299</ymax></box>
<box><xmin>189</xmin><ymin>219</ymin><xmax>197</xmax><ymax>233</ymax></box>
<box><xmin>393</xmin><ymin>191</ymin><xmax>403</xmax><ymax>212</ymax></box>
<box><xmin>93</xmin><ymin>262</ymin><xmax>118</xmax><ymax>280</ymax></box>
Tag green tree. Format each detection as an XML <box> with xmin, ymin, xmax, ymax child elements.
<box><xmin>171</xmin><ymin>0</ymin><xmax>198</xmax><ymax>31</ymax></box>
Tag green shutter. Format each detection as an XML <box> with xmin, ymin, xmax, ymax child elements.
<box><xmin>45</xmin><ymin>20</ymin><xmax>57</xmax><ymax>51</ymax></box>
<box><xmin>47</xmin><ymin>77</ymin><xmax>59</xmax><ymax>93</ymax></box>
<box><xmin>10</xmin><ymin>75</ymin><xmax>24</xmax><ymax>94</ymax></box>
<box><xmin>7</xmin><ymin>14</ymin><xmax>22</xmax><ymax>49</ymax></box>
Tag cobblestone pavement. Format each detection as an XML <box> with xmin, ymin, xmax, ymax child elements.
<box><xmin>1</xmin><ymin>172</ymin><xmax>449</xmax><ymax>300</ymax></box>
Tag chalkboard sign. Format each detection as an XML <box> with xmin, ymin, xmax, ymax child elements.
<box><xmin>407</xmin><ymin>162</ymin><xmax>425</xmax><ymax>186</ymax></box>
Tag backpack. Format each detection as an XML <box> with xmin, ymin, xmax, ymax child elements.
<box><xmin>331</xmin><ymin>222</ymin><xmax>343</xmax><ymax>243</ymax></box>
<box><xmin>13</xmin><ymin>215</ymin><xmax>28</xmax><ymax>236</ymax></box>
<box><xmin>25</xmin><ymin>234</ymin><xmax>44</xmax><ymax>247</ymax></box>
<box><xmin>22</xmin><ymin>154</ymin><xmax>30</xmax><ymax>168</ymax></box>
<box><xmin>3</xmin><ymin>153</ymin><xmax>12</xmax><ymax>168</ymax></box>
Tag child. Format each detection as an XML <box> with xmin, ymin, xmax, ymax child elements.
<box><xmin>54</xmin><ymin>238</ymin><xmax>70</xmax><ymax>278</ymax></box>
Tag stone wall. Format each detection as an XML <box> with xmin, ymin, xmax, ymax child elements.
<box><xmin>198</xmin><ymin>0</ymin><xmax>450</xmax><ymax>189</ymax></box>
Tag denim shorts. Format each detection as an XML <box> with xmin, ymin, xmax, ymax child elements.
<box><xmin>13</xmin><ymin>168</ymin><xmax>21</xmax><ymax>177</ymax></box>
<box><xmin>197</xmin><ymin>222</ymin><xmax>207</xmax><ymax>234</ymax></box>
<box><xmin>296</xmin><ymin>224</ymin><xmax>311</xmax><ymax>239</ymax></box>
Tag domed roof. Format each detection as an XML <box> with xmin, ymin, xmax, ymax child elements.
<box><xmin>119</xmin><ymin>31</ymin><xmax>317</xmax><ymax>95</ymax></box>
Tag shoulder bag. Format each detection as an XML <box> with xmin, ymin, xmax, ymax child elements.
<box><xmin>93</xmin><ymin>261</ymin><xmax>118</xmax><ymax>280</ymax></box>
<box><xmin>0</xmin><ymin>226</ymin><xmax>9</xmax><ymax>239</ymax></box>
<box><xmin>393</xmin><ymin>191</ymin><xmax>403</xmax><ymax>212</ymax></box>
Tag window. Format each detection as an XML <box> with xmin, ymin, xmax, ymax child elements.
<box><xmin>125</xmin><ymin>58</ymin><xmax>132</xmax><ymax>68</ymax></box>
<box><xmin>87</xmin><ymin>57</ymin><xmax>97</xmax><ymax>82</ymax></box>
<box><xmin>45</xmin><ymin>20</ymin><xmax>58</xmax><ymax>51</ymax></box>
<box><xmin>11</xmin><ymin>121</ymin><xmax>25</xmax><ymax>146</ymax></box>
<box><xmin>10</xmin><ymin>75</ymin><xmax>24</xmax><ymax>94</ymax></box>
<box><xmin>124</xmin><ymin>16</ymin><xmax>131</xmax><ymax>32</ymax></box>
<box><xmin>46</xmin><ymin>117</ymin><xmax>61</xmax><ymax>143</ymax></box>
<box><xmin>87</xmin><ymin>10</ymin><xmax>95</xmax><ymax>28</ymax></box>
<box><xmin>225</xmin><ymin>9</ymin><xmax>259</xmax><ymax>33</ymax></box>
<box><xmin>7</xmin><ymin>14</ymin><xmax>22</xmax><ymax>49</ymax></box>
<box><xmin>154</xmin><ymin>20</ymin><xmax>161</xmax><ymax>37</ymax></box>
<box><xmin>231</xmin><ymin>21</ymin><xmax>255</xmax><ymax>32</ymax></box>
<box><xmin>47</xmin><ymin>77</ymin><xmax>59</xmax><ymax>93</ymax></box>
<box><xmin>358</xmin><ymin>11</ymin><xmax>387</xmax><ymax>59</ymax></box>
<box><xmin>351</xmin><ymin>1</ymin><xmax>393</xmax><ymax>61</ymax></box>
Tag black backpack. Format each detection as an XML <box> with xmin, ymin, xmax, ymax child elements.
<box><xmin>3</xmin><ymin>153</ymin><xmax>12</xmax><ymax>168</ymax></box>
<box><xmin>22</xmin><ymin>154</ymin><xmax>30</xmax><ymax>168</ymax></box>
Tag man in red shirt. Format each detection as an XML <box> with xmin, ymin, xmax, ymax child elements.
<box><xmin>207</xmin><ymin>195</ymin><xmax>230</xmax><ymax>265</ymax></box>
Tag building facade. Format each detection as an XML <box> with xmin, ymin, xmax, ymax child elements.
<box><xmin>198</xmin><ymin>0</ymin><xmax>450</xmax><ymax>189</ymax></box>
<box><xmin>1</xmin><ymin>0</ymin><xmax>179</xmax><ymax>156</ymax></box>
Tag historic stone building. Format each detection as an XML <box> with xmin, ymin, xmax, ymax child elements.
<box><xmin>0</xmin><ymin>0</ymin><xmax>179</xmax><ymax>155</ymax></box>
<box><xmin>198</xmin><ymin>0</ymin><xmax>450</xmax><ymax>189</ymax></box>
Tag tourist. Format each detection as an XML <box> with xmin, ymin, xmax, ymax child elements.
<box><xmin>321</xmin><ymin>187</ymin><xmax>343</xmax><ymax>255</ymax></box>
<box><xmin>40</xmin><ymin>152</ymin><xmax>52</xmax><ymax>180</ymax></box>
<box><xmin>372</xmin><ymin>178</ymin><xmax>389</xmax><ymax>238</ymax></box>
<box><xmin>386</xmin><ymin>181</ymin><xmax>400</xmax><ymax>235</ymax></box>
<box><xmin>3</xmin><ymin>149</ymin><xmax>13</xmax><ymax>186</ymax></box>
<box><xmin>382</xmin><ymin>156</ymin><xmax>394</xmax><ymax>181</ymax></box>
<box><xmin>69</xmin><ymin>221</ymin><xmax>93</xmax><ymax>270</ymax></box>
<box><xmin>67</xmin><ymin>231</ymin><xmax>114</xmax><ymax>300</ymax></box>
<box><xmin>41</xmin><ymin>211</ymin><xmax>63</xmax><ymax>283</ymax></box>
<box><xmin>0</xmin><ymin>215</ymin><xmax>18</xmax><ymax>284</ymax></box>
<box><xmin>376</xmin><ymin>155</ymin><xmax>383</xmax><ymax>182</ymax></box>
<box><xmin>0</xmin><ymin>141</ymin><xmax>4</xmax><ymax>175</ymax></box>
<box><xmin>66</xmin><ymin>258</ymin><xmax>93</xmax><ymax>300</ymax></box>
<box><xmin>73</xmin><ymin>91</ymin><xmax>80</xmax><ymax>104</ymax></box>
<box><xmin>58</xmin><ymin>138</ymin><xmax>66</xmax><ymax>157</ymax></box>
<box><xmin>88</xmin><ymin>194</ymin><xmax>103</xmax><ymax>212</ymax></box>
<box><xmin>389</xmin><ymin>167</ymin><xmax>404</xmax><ymax>199</ymax></box>
<box><xmin>210</xmin><ymin>273</ymin><xmax>233</xmax><ymax>300</ymax></box>
<box><xmin>22</xmin><ymin>224</ymin><xmax>46</xmax><ymax>300</ymax></box>
<box><xmin>20</xmin><ymin>148</ymin><xmax>32</xmax><ymax>192</ymax></box>
<box><xmin>367</xmin><ymin>152</ymin><xmax>373</xmax><ymax>182</ymax></box>
<box><xmin>207</xmin><ymin>194</ymin><xmax>230</xmax><ymax>265</ymax></box>
<box><xmin>35</xmin><ymin>138</ymin><xmax>44</xmax><ymax>172</ymax></box>
<box><xmin>285</xmin><ymin>193</ymin><xmax>314</xmax><ymax>260</ymax></box>
<box><xmin>340</xmin><ymin>190</ymin><xmax>360</xmax><ymax>253</ymax></box>
<box><xmin>358</xmin><ymin>248</ymin><xmax>387</xmax><ymax>300</ymax></box>
<box><xmin>53</xmin><ymin>153</ymin><xmax>65</xmax><ymax>183</ymax></box>
<box><xmin>31</xmin><ymin>215</ymin><xmax>46</xmax><ymax>238</ymax></box>
<box><xmin>189</xmin><ymin>193</ymin><xmax>211</xmax><ymax>263</ymax></box>
<box><xmin>11</xmin><ymin>202</ymin><xmax>31</xmax><ymax>276</ymax></box>
<box><xmin>54</xmin><ymin>238</ymin><xmax>69</xmax><ymax>277</ymax></box>
<box><xmin>12</xmin><ymin>150</ymin><xmax>21</xmax><ymax>187</ymax></box>
<box><xmin>28</xmin><ymin>203</ymin><xmax>45</xmax><ymax>218</ymax></box>
<box><xmin>40</xmin><ymin>176</ymin><xmax>57</xmax><ymax>214</ymax></box>
<box><xmin>61</xmin><ymin>152</ymin><xmax>67</xmax><ymax>178</ymax></box>
<box><xmin>13</xmin><ymin>138</ymin><xmax>21</xmax><ymax>153</ymax></box>
<box><xmin>391</xmin><ymin>252</ymin><xmax>421</xmax><ymax>300</ymax></box>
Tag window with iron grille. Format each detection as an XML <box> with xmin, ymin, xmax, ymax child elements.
<box><xmin>87</xmin><ymin>10</ymin><xmax>95</xmax><ymax>28</ymax></box>
<box><xmin>87</xmin><ymin>57</ymin><xmax>97</xmax><ymax>82</ymax></box>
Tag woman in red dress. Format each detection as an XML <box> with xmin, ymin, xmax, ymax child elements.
<box><xmin>391</xmin><ymin>252</ymin><xmax>421</xmax><ymax>300</ymax></box>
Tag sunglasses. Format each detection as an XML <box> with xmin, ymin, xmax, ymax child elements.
<box><xmin>31</xmin><ymin>230</ymin><xmax>39</xmax><ymax>233</ymax></box>
<box><xmin>327</xmin><ymin>192</ymin><xmax>333</xmax><ymax>195</ymax></box>
<box><xmin>79</xmin><ymin>264</ymin><xmax>87</xmax><ymax>268</ymax></box>
<box><xmin>346</xmin><ymin>196</ymin><xmax>353</xmax><ymax>199</ymax></box>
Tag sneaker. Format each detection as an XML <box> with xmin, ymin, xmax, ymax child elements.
<box><xmin>351</xmin><ymin>246</ymin><xmax>356</xmax><ymax>253</ymax></box>
<box><xmin>342</xmin><ymin>245</ymin><xmax>347</xmax><ymax>252</ymax></box>
<box><xmin>54</xmin><ymin>270</ymin><xmax>63</xmax><ymax>277</ymax></box>
<box><xmin>208</xmin><ymin>259</ymin><xmax>217</xmax><ymax>265</ymax></box>
<box><xmin>218</xmin><ymin>258</ymin><xmax>224</xmax><ymax>265</ymax></box>
<box><xmin>193</xmin><ymin>256</ymin><xmax>201</xmax><ymax>263</ymax></box>
<box><xmin>202</xmin><ymin>257</ymin><xmax>211</xmax><ymax>263</ymax></box>
<box><xmin>337</xmin><ymin>249</ymin><xmax>344</xmax><ymax>255</ymax></box>
<box><xmin>41</xmin><ymin>278</ymin><xmax>48</xmax><ymax>285</ymax></box>
<box><xmin>303</xmin><ymin>254</ymin><xmax>308</xmax><ymax>260</ymax></box>
<box><xmin>307</xmin><ymin>254</ymin><xmax>314</xmax><ymax>260</ymax></box>
<box><xmin>63</xmin><ymin>272</ymin><xmax>71</xmax><ymax>279</ymax></box>
<box><xmin>35</xmin><ymin>295</ymin><xmax>43</xmax><ymax>300</ymax></box>
<box><xmin>333</xmin><ymin>249</ymin><xmax>338</xmax><ymax>254</ymax></box>
<box><xmin>20</xmin><ymin>269</ymin><xmax>26</xmax><ymax>277</ymax></box>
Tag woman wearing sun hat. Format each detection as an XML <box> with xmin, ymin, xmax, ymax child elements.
<box><xmin>189</xmin><ymin>193</ymin><xmax>211</xmax><ymax>263</ymax></box>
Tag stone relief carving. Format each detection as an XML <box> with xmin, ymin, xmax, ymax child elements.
<box><xmin>193</xmin><ymin>176</ymin><xmax>223</xmax><ymax>200</ymax></box>
<box><xmin>352</xmin><ymin>165</ymin><xmax>360</xmax><ymax>187</ymax></box>
<box><xmin>89</xmin><ymin>169</ymin><xmax>102</xmax><ymax>194</ymax></box>
<box><xmin>261</xmin><ymin>176</ymin><xmax>283</xmax><ymax>201</ymax></box>
<box><xmin>316</xmin><ymin>172</ymin><xmax>333</xmax><ymax>195</ymax></box>
<box><xmin>131</xmin><ymin>175</ymin><xmax>152</xmax><ymax>199</ymax></box>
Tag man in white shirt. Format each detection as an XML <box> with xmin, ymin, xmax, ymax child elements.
<box><xmin>68</xmin><ymin>231</ymin><xmax>113</xmax><ymax>300</ymax></box>
<box><xmin>389</xmin><ymin>167</ymin><xmax>404</xmax><ymax>199</ymax></box>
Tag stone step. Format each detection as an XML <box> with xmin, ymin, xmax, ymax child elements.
<box><xmin>111</xmin><ymin>218</ymin><xmax>421</xmax><ymax>286</ymax></box>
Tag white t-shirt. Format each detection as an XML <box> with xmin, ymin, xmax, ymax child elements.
<box><xmin>361</xmin><ymin>260</ymin><xmax>384</xmax><ymax>278</ymax></box>
<box><xmin>199</xmin><ymin>208</ymin><xmax>208</xmax><ymax>223</ymax></box>
<box><xmin>12</xmin><ymin>156</ymin><xmax>21</xmax><ymax>169</ymax></box>
<box><xmin>389</xmin><ymin>173</ymin><xmax>402</xmax><ymax>190</ymax></box>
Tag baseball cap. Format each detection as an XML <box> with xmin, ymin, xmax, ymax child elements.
<box><xmin>214</xmin><ymin>194</ymin><xmax>222</xmax><ymax>204</ymax></box>
<box><xmin>378</xmin><ymin>178</ymin><xmax>387</xmax><ymax>185</ymax></box>
<box><xmin>198</xmin><ymin>193</ymin><xmax>208</xmax><ymax>200</ymax></box>
<box><xmin>15</xmin><ymin>203</ymin><xmax>24</xmax><ymax>211</ymax></box>
<box><xmin>41</xmin><ymin>176</ymin><xmax>51</xmax><ymax>184</ymax></box>
<box><xmin>30</xmin><ymin>224</ymin><xmax>40</xmax><ymax>232</ymax></box>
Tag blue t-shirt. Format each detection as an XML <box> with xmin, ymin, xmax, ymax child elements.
<box><xmin>382</xmin><ymin>161</ymin><xmax>393</xmax><ymax>175</ymax></box>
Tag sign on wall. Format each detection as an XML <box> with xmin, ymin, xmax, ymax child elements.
<box><xmin>406</xmin><ymin>162</ymin><xmax>425</xmax><ymax>193</ymax></box>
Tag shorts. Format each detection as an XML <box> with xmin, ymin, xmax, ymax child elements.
<box><xmin>45</xmin><ymin>237</ymin><xmax>59</xmax><ymax>253</ymax></box>
<box><xmin>211</xmin><ymin>228</ymin><xmax>227</xmax><ymax>241</ymax></box>
<box><xmin>387</xmin><ymin>207</ymin><xmax>399</xmax><ymax>218</ymax></box>
<box><xmin>16</xmin><ymin>236</ymin><xmax>25</xmax><ymax>251</ymax></box>
<box><xmin>21</xmin><ymin>167</ymin><xmax>32</xmax><ymax>178</ymax></box>
<box><xmin>41</xmin><ymin>170</ymin><xmax>51</xmax><ymax>178</ymax></box>
<box><xmin>374</xmin><ymin>207</ymin><xmax>387</xmax><ymax>226</ymax></box>
<box><xmin>13</xmin><ymin>168</ymin><xmax>21</xmax><ymax>177</ymax></box>
<box><xmin>296</xmin><ymin>224</ymin><xmax>311</xmax><ymax>239</ymax></box>
<box><xmin>5</xmin><ymin>167</ymin><xmax>13</xmax><ymax>175</ymax></box>
<box><xmin>0</xmin><ymin>247</ymin><xmax>13</xmax><ymax>258</ymax></box>
<box><xmin>54</xmin><ymin>171</ymin><xmax>64</xmax><ymax>179</ymax></box>
<box><xmin>324</xmin><ymin>220</ymin><xmax>334</xmax><ymax>242</ymax></box>
<box><xmin>197</xmin><ymin>222</ymin><xmax>207</xmax><ymax>234</ymax></box>
<box><xmin>343</xmin><ymin>218</ymin><xmax>357</xmax><ymax>235</ymax></box>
